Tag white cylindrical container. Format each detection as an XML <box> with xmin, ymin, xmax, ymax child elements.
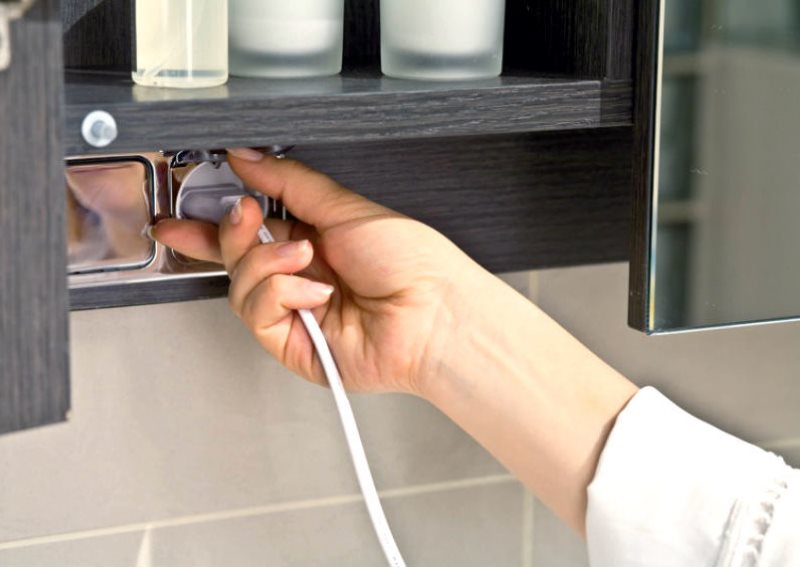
<box><xmin>229</xmin><ymin>0</ymin><xmax>345</xmax><ymax>78</ymax></box>
<box><xmin>380</xmin><ymin>0</ymin><xmax>506</xmax><ymax>80</ymax></box>
<box><xmin>132</xmin><ymin>0</ymin><xmax>229</xmax><ymax>88</ymax></box>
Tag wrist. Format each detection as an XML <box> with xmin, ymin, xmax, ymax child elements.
<box><xmin>417</xmin><ymin>268</ymin><xmax>534</xmax><ymax>406</ymax></box>
<box><xmin>415</xmin><ymin>270</ymin><xmax>639</xmax><ymax>534</ymax></box>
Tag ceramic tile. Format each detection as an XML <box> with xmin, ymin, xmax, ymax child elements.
<box><xmin>0</xmin><ymin>299</ymin><xmax>502</xmax><ymax>543</ymax></box>
<box><xmin>0</xmin><ymin>532</ymin><xmax>145</xmax><ymax>567</ymax></box>
<box><xmin>148</xmin><ymin>481</ymin><xmax>523</xmax><ymax>567</ymax></box>
<box><xmin>536</xmin><ymin>263</ymin><xmax>800</xmax><ymax>444</ymax></box>
<box><xmin>530</xmin><ymin>499</ymin><xmax>589</xmax><ymax>567</ymax></box>
<box><xmin>0</xmin><ymin>482</ymin><xmax>523</xmax><ymax>567</ymax></box>
<box><xmin>498</xmin><ymin>271</ymin><xmax>534</xmax><ymax>299</ymax></box>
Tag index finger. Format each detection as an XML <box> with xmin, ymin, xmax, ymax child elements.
<box><xmin>151</xmin><ymin>216</ymin><xmax>296</xmax><ymax>265</ymax></box>
<box><xmin>226</xmin><ymin>149</ymin><xmax>390</xmax><ymax>232</ymax></box>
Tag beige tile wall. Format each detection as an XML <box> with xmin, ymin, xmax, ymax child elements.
<box><xmin>0</xmin><ymin>274</ymin><xmax>531</xmax><ymax>567</ymax></box>
<box><xmin>529</xmin><ymin>263</ymin><xmax>800</xmax><ymax>567</ymax></box>
<box><xmin>1</xmin><ymin>264</ymin><xmax>798</xmax><ymax>566</ymax></box>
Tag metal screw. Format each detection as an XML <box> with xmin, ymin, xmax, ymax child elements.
<box><xmin>81</xmin><ymin>110</ymin><xmax>118</xmax><ymax>148</ymax></box>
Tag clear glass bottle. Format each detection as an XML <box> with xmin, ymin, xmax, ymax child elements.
<box><xmin>229</xmin><ymin>0</ymin><xmax>344</xmax><ymax>78</ymax></box>
<box><xmin>132</xmin><ymin>0</ymin><xmax>229</xmax><ymax>89</ymax></box>
<box><xmin>380</xmin><ymin>0</ymin><xmax>506</xmax><ymax>81</ymax></box>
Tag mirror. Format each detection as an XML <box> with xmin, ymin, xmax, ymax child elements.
<box><xmin>631</xmin><ymin>0</ymin><xmax>800</xmax><ymax>333</ymax></box>
<box><xmin>66</xmin><ymin>157</ymin><xmax>155</xmax><ymax>275</ymax></box>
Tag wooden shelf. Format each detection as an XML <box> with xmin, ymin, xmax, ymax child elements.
<box><xmin>64</xmin><ymin>70</ymin><xmax>632</xmax><ymax>155</ymax></box>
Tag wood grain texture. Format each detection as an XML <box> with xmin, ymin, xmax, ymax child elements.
<box><xmin>627</xmin><ymin>0</ymin><xmax>659</xmax><ymax>332</ymax></box>
<box><xmin>606</xmin><ymin>0</ymin><xmax>635</xmax><ymax>80</ymax></box>
<box><xmin>62</xmin><ymin>0</ymin><xmax>131</xmax><ymax>70</ymax></box>
<box><xmin>0</xmin><ymin>0</ymin><xmax>70</xmax><ymax>434</ymax></box>
<box><xmin>63</xmin><ymin>72</ymin><xmax>632</xmax><ymax>155</ymax></box>
<box><xmin>343</xmin><ymin>0</ymin><xmax>380</xmax><ymax>71</ymax></box>
<box><xmin>71</xmin><ymin>128</ymin><xmax>633</xmax><ymax>311</ymax></box>
<box><xmin>504</xmin><ymin>0</ymin><xmax>608</xmax><ymax>78</ymax></box>
<box><xmin>70</xmin><ymin>277</ymin><xmax>231</xmax><ymax>311</ymax></box>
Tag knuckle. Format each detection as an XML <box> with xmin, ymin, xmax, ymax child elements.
<box><xmin>264</xmin><ymin>274</ymin><xmax>285</xmax><ymax>296</ymax></box>
<box><xmin>240</xmin><ymin>292</ymin><xmax>260</xmax><ymax>331</ymax></box>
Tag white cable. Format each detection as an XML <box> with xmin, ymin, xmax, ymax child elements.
<box><xmin>257</xmin><ymin>225</ymin><xmax>407</xmax><ymax>567</ymax></box>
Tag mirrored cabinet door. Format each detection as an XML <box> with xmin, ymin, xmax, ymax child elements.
<box><xmin>631</xmin><ymin>0</ymin><xmax>800</xmax><ymax>334</ymax></box>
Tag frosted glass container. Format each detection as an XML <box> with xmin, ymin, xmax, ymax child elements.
<box><xmin>133</xmin><ymin>0</ymin><xmax>229</xmax><ymax>88</ymax></box>
<box><xmin>380</xmin><ymin>0</ymin><xmax>506</xmax><ymax>80</ymax></box>
<box><xmin>230</xmin><ymin>0</ymin><xmax>344</xmax><ymax>78</ymax></box>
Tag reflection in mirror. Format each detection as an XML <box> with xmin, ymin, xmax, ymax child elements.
<box><xmin>66</xmin><ymin>158</ymin><xmax>155</xmax><ymax>274</ymax></box>
<box><xmin>650</xmin><ymin>0</ymin><xmax>800</xmax><ymax>332</ymax></box>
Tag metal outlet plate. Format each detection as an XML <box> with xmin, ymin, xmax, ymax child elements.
<box><xmin>66</xmin><ymin>151</ymin><xmax>288</xmax><ymax>292</ymax></box>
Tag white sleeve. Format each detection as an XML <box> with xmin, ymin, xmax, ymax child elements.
<box><xmin>586</xmin><ymin>387</ymin><xmax>800</xmax><ymax>567</ymax></box>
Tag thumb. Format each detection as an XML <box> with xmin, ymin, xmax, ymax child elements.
<box><xmin>226</xmin><ymin>149</ymin><xmax>390</xmax><ymax>232</ymax></box>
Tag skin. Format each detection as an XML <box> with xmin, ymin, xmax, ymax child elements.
<box><xmin>152</xmin><ymin>149</ymin><xmax>639</xmax><ymax>535</ymax></box>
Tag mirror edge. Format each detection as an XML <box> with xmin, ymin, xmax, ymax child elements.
<box><xmin>628</xmin><ymin>0</ymin><xmax>662</xmax><ymax>334</ymax></box>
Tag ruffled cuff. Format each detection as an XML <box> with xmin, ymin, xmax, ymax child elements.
<box><xmin>586</xmin><ymin>387</ymin><xmax>794</xmax><ymax>567</ymax></box>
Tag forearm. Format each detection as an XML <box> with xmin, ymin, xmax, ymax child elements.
<box><xmin>422</xmin><ymin>272</ymin><xmax>638</xmax><ymax>535</ymax></box>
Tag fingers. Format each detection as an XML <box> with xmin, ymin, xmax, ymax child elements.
<box><xmin>151</xmin><ymin>219</ymin><xmax>222</xmax><ymax>264</ymax></box>
<box><xmin>218</xmin><ymin>196</ymin><xmax>264</xmax><ymax>273</ymax></box>
<box><xmin>226</xmin><ymin>149</ymin><xmax>391</xmax><ymax>232</ymax></box>
<box><xmin>239</xmin><ymin>274</ymin><xmax>334</xmax><ymax>343</ymax></box>
<box><xmin>228</xmin><ymin>239</ymin><xmax>314</xmax><ymax>315</ymax></box>
<box><xmin>150</xmin><ymin>215</ymin><xmax>298</xmax><ymax>265</ymax></box>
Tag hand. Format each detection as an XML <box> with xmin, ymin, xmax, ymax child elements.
<box><xmin>151</xmin><ymin>150</ymin><xmax>496</xmax><ymax>396</ymax></box>
<box><xmin>153</xmin><ymin>149</ymin><xmax>640</xmax><ymax>537</ymax></box>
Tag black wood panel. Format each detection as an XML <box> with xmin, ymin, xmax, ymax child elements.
<box><xmin>607</xmin><ymin>0</ymin><xmax>635</xmax><ymax>80</ymax></box>
<box><xmin>504</xmin><ymin>0</ymin><xmax>607</xmax><ymax>78</ymax></box>
<box><xmin>343</xmin><ymin>0</ymin><xmax>380</xmax><ymax>71</ymax></box>
<box><xmin>63</xmin><ymin>0</ymin><xmax>131</xmax><ymax>70</ymax></box>
<box><xmin>628</xmin><ymin>0</ymin><xmax>659</xmax><ymax>332</ymax></box>
<box><xmin>64</xmin><ymin>72</ymin><xmax>632</xmax><ymax>155</ymax></box>
<box><xmin>70</xmin><ymin>277</ymin><xmax>231</xmax><ymax>311</ymax></box>
<box><xmin>71</xmin><ymin>128</ymin><xmax>633</xmax><ymax>311</ymax></box>
<box><xmin>0</xmin><ymin>1</ymin><xmax>70</xmax><ymax>434</ymax></box>
<box><xmin>300</xmin><ymin>129</ymin><xmax>633</xmax><ymax>272</ymax></box>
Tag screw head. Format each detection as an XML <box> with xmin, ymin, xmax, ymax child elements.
<box><xmin>81</xmin><ymin>110</ymin><xmax>118</xmax><ymax>148</ymax></box>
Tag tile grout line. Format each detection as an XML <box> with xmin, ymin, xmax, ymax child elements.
<box><xmin>0</xmin><ymin>473</ymin><xmax>515</xmax><ymax>551</ymax></box>
<box><xmin>521</xmin><ymin>491</ymin><xmax>535</xmax><ymax>567</ymax></box>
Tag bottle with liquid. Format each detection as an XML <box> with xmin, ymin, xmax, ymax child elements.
<box><xmin>380</xmin><ymin>0</ymin><xmax>506</xmax><ymax>80</ymax></box>
<box><xmin>229</xmin><ymin>0</ymin><xmax>344</xmax><ymax>78</ymax></box>
<box><xmin>132</xmin><ymin>0</ymin><xmax>229</xmax><ymax>88</ymax></box>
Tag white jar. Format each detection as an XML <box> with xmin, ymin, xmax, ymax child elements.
<box><xmin>380</xmin><ymin>0</ymin><xmax>506</xmax><ymax>80</ymax></box>
<box><xmin>132</xmin><ymin>0</ymin><xmax>229</xmax><ymax>88</ymax></box>
<box><xmin>229</xmin><ymin>0</ymin><xmax>345</xmax><ymax>78</ymax></box>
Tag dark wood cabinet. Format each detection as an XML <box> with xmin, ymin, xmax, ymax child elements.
<box><xmin>0</xmin><ymin>0</ymin><xmax>70</xmax><ymax>435</ymax></box>
<box><xmin>0</xmin><ymin>0</ymin><xmax>637</xmax><ymax>433</ymax></box>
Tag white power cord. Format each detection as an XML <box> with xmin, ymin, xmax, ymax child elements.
<box><xmin>257</xmin><ymin>225</ymin><xmax>407</xmax><ymax>567</ymax></box>
<box><xmin>175</xmin><ymin>160</ymin><xmax>406</xmax><ymax>565</ymax></box>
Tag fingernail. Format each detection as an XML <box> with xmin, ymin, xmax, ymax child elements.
<box><xmin>227</xmin><ymin>148</ymin><xmax>264</xmax><ymax>162</ymax></box>
<box><xmin>305</xmin><ymin>281</ymin><xmax>335</xmax><ymax>298</ymax></box>
<box><xmin>143</xmin><ymin>224</ymin><xmax>158</xmax><ymax>242</ymax></box>
<box><xmin>229</xmin><ymin>198</ymin><xmax>243</xmax><ymax>225</ymax></box>
<box><xmin>276</xmin><ymin>239</ymin><xmax>309</xmax><ymax>258</ymax></box>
